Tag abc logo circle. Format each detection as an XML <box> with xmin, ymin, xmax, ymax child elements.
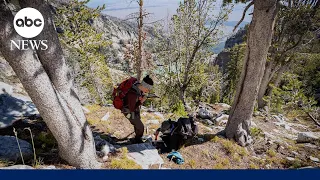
<box><xmin>13</xmin><ymin>8</ymin><xmax>44</xmax><ymax>39</ymax></box>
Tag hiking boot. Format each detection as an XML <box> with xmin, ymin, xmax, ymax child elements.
<box><xmin>129</xmin><ymin>138</ymin><xmax>144</xmax><ymax>144</ymax></box>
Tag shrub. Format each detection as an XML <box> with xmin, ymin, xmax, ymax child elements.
<box><xmin>170</xmin><ymin>100</ymin><xmax>188</xmax><ymax>118</ymax></box>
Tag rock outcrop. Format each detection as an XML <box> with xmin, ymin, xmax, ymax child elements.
<box><xmin>0</xmin><ymin>136</ymin><xmax>33</xmax><ymax>162</ymax></box>
<box><xmin>0</xmin><ymin>82</ymin><xmax>39</xmax><ymax>129</ymax></box>
<box><xmin>125</xmin><ymin>143</ymin><xmax>164</xmax><ymax>169</ymax></box>
<box><xmin>297</xmin><ymin>132</ymin><xmax>320</xmax><ymax>143</ymax></box>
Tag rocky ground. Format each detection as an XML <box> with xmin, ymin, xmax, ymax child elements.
<box><xmin>1</xmin><ymin>80</ymin><xmax>319</xmax><ymax>169</ymax></box>
<box><xmin>85</xmin><ymin>103</ymin><xmax>320</xmax><ymax>169</ymax></box>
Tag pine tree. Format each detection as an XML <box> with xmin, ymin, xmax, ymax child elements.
<box><xmin>154</xmin><ymin>0</ymin><xmax>232</xmax><ymax>109</ymax></box>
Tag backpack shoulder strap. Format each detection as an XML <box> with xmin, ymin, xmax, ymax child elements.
<box><xmin>128</xmin><ymin>83</ymin><xmax>142</xmax><ymax>103</ymax></box>
<box><xmin>131</xmin><ymin>83</ymin><xmax>142</xmax><ymax>95</ymax></box>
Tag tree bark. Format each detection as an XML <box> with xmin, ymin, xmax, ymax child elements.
<box><xmin>0</xmin><ymin>1</ymin><xmax>101</xmax><ymax>168</ymax></box>
<box><xmin>137</xmin><ymin>0</ymin><xmax>143</xmax><ymax>81</ymax></box>
<box><xmin>225</xmin><ymin>0</ymin><xmax>279</xmax><ymax>146</ymax></box>
<box><xmin>179</xmin><ymin>86</ymin><xmax>187</xmax><ymax>107</ymax></box>
<box><xmin>257</xmin><ymin>61</ymin><xmax>273</xmax><ymax>109</ymax></box>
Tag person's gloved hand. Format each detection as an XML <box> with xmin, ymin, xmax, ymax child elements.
<box><xmin>139</xmin><ymin>95</ymin><xmax>147</xmax><ymax>103</ymax></box>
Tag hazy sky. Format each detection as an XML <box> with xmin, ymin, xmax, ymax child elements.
<box><xmin>86</xmin><ymin>0</ymin><xmax>253</xmax><ymax>23</ymax></box>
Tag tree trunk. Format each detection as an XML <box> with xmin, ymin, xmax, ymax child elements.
<box><xmin>0</xmin><ymin>1</ymin><xmax>101</xmax><ymax>168</ymax></box>
<box><xmin>266</xmin><ymin>64</ymin><xmax>288</xmax><ymax>97</ymax></box>
<box><xmin>225</xmin><ymin>0</ymin><xmax>279</xmax><ymax>146</ymax></box>
<box><xmin>179</xmin><ymin>87</ymin><xmax>187</xmax><ymax>107</ymax></box>
<box><xmin>137</xmin><ymin>0</ymin><xmax>143</xmax><ymax>81</ymax></box>
<box><xmin>257</xmin><ymin>61</ymin><xmax>273</xmax><ymax>109</ymax></box>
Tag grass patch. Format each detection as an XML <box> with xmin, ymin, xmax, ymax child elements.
<box><xmin>287</xmin><ymin>145</ymin><xmax>299</xmax><ymax>151</ymax></box>
<box><xmin>187</xmin><ymin>159</ymin><xmax>197</xmax><ymax>168</ymax></box>
<box><xmin>281</xmin><ymin>158</ymin><xmax>304</xmax><ymax>169</ymax></box>
<box><xmin>0</xmin><ymin>160</ymin><xmax>14</xmax><ymax>167</ymax></box>
<box><xmin>232</xmin><ymin>153</ymin><xmax>241</xmax><ymax>163</ymax></box>
<box><xmin>211</xmin><ymin>136</ymin><xmax>221</xmax><ymax>143</ymax></box>
<box><xmin>211</xmin><ymin>136</ymin><xmax>248</xmax><ymax>157</ymax></box>
<box><xmin>266</xmin><ymin>149</ymin><xmax>276</xmax><ymax>157</ymax></box>
<box><xmin>201</xmin><ymin>150</ymin><xmax>210</xmax><ymax>158</ymax></box>
<box><xmin>87</xmin><ymin>117</ymin><xmax>101</xmax><ymax>125</ymax></box>
<box><xmin>33</xmin><ymin>157</ymin><xmax>44</xmax><ymax>168</ymax></box>
<box><xmin>250</xmin><ymin>127</ymin><xmax>263</xmax><ymax>137</ymax></box>
<box><xmin>285</xmin><ymin>110</ymin><xmax>305</xmax><ymax>120</ymax></box>
<box><xmin>220</xmin><ymin>138</ymin><xmax>247</xmax><ymax>157</ymax></box>
<box><xmin>212</xmin><ymin>157</ymin><xmax>230</xmax><ymax>169</ymax></box>
<box><xmin>265</xmin><ymin>156</ymin><xmax>281</xmax><ymax>166</ymax></box>
<box><xmin>249</xmin><ymin>163</ymin><xmax>259</xmax><ymax>169</ymax></box>
<box><xmin>109</xmin><ymin>148</ymin><xmax>141</xmax><ymax>169</ymax></box>
<box><xmin>85</xmin><ymin>104</ymin><xmax>102</xmax><ymax>113</ymax></box>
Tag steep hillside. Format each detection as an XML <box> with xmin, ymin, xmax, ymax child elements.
<box><xmin>0</xmin><ymin>2</ymin><xmax>152</xmax><ymax>104</ymax></box>
<box><xmin>215</xmin><ymin>28</ymin><xmax>247</xmax><ymax>73</ymax></box>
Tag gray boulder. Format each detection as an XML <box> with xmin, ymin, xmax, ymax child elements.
<box><xmin>304</xmin><ymin>143</ymin><xmax>319</xmax><ymax>149</ymax></box>
<box><xmin>297</xmin><ymin>132</ymin><xmax>320</xmax><ymax>143</ymax></box>
<box><xmin>198</xmin><ymin>108</ymin><xmax>216</xmax><ymax>119</ymax></box>
<box><xmin>0</xmin><ymin>93</ymin><xmax>39</xmax><ymax>129</ymax></box>
<box><xmin>0</xmin><ymin>82</ymin><xmax>13</xmax><ymax>94</ymax></box>
<box><xmin>298</xmin><ymin>166</ymin><xmax>317</xmax><ymax>169</ymax></box>
<box><xmin>286</xmin><ymin>157</ymin><xmax>295</xmax><ymax>161</ymax></box>
<box><xmin>0</xmin><ymin>136</ymin><xmax>33</xmax><ymax>162</ymax></box>
<box><xmin>214</xmin><ymin>114</ymin><xmax>229</xmax><ymax>125</ymax></box>
<box><xmin>0</xmin><ymin>165</ymin><xmax>34</xmax><ymax>169</ymax></box>
<box><xmin>310</xmin><ymin>156</ymin><xmax>319</xmax><ymax>163</ymax></box>
<box><xmin>215</xmin><ymin>103</ymin><xmax>231</xmax><ymax>111</ymax></box>
<box><xmin>272</xmin><ymin>114</ymin><xmax>287</xmax><ymax>123</ymax></box>
<box><xmin>125</xmin><ymin>143</ymin><xmax>164</xmax><ymax>169</ymax></box>
<box><xmin>204</xmin><ymin>119</ymin><xmax>214</xmax><ymax>126</ymax></box>
<box><xmin>38</xmin><ymin>165</ymin><xmax>57</xmax><ymax>169</ymax></box>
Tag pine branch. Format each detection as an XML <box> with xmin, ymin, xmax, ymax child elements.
<box><xmin>233</xmin><ymin>1</ymin><xmax>254</xmax><ymax>32</ymax></box>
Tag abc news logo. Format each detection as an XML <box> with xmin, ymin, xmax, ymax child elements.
<box><xmin>15</xmin><ymin>17</ymin><xmax>43</xmax><ymax>27</ymax></box>
<box><xmin>11</xmin><ymin>7</ymin><xmax>48</xmax><ymax>51</ymax></box>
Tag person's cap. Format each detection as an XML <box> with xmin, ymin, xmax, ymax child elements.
<box><xmin>141</xmin><ymin>75</ymin><xmax>154</xmax><ymax>90</ymax></box>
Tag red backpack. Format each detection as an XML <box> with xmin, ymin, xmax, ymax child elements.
<box><xmin>112</xmin><ymin>77</ymin><xmax>138</xmax><ymax>110</ymax></box>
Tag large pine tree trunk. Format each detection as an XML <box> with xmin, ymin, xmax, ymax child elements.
<box><xmin>225</xmin><ymin>0</ymin><xmax>279</xmax><ymax>146</ymax></box>
<box><xmin>257</xmin><ymin>61</ymin><xmax>274</xmax><ymax>109</ymax></box>
<box><xmin>0</xmin><ymin>1</ymin><xmax>101</xmax><ymax>168</ymax></box>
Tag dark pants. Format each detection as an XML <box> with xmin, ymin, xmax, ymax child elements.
<box><xmin>123</xmin><ymin>110</ymin><xmax>144</xmax><ymax>140</ymax></box>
